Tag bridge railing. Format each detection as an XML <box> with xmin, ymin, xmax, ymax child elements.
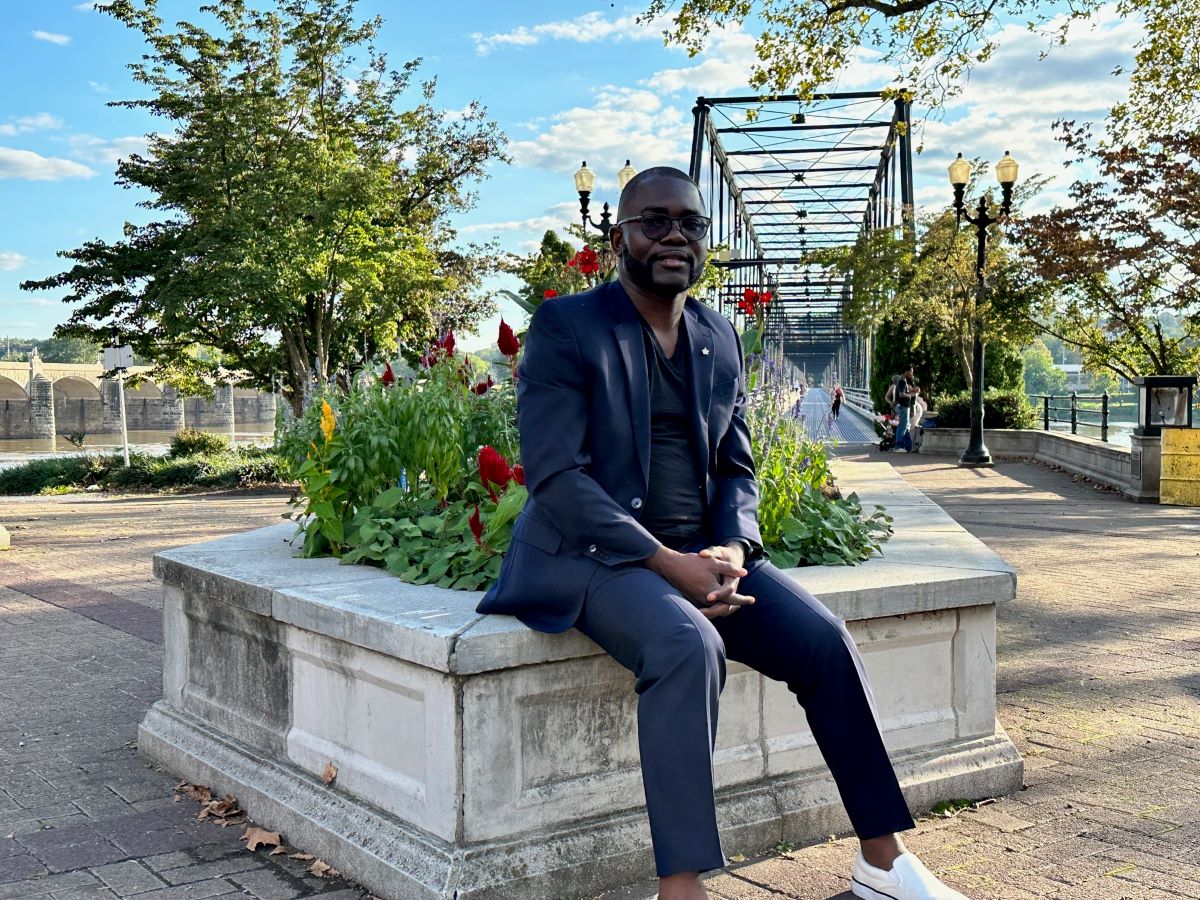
<box><xmin>1035</xmin><ymin>392</ymin><xmax>1111</xmax><ymax>442</ymax></box>
<box><xmin>840</xmin><ymin>387</ymin><xmax>876</xmax><ymax>418</ymax></box>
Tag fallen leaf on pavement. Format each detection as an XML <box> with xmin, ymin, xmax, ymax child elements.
<box><xmin>243</xmin><ymin>826</ymin><xmax>282</xmax><ymax>852</ymax></box>
<box><xmin>309</xmin><ymin>860</ymin><xmax>332</xmax><ymax>877</ymax></box>
<box><xmin>322</xmin><ymin>761</ymin><xmax>338</xmax><ymax>785</ymax></box>
<box><xmin>289</xmin><ymin>852</ymin><xmax>314</xmax><ymax>861</ymax></box>
<box><xmin>270</xmin><ymin>845</ymin><xmax>288</xmax><ymax>856</ymax></box>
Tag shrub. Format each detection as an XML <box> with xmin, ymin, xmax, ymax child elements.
<box><xmin>169</xmin><ymin>428</ymin><xmax>229</xmax><ymax>458</ymax></box>
<box><xmin>0</xmin><ymin>446</ymin><xmax>287</xmax><ymax>495</ymax></box>
<box><xmin>931</xmin><ymin>389</ymin><xmax>1037</xmax><ymax>429</ymax></box>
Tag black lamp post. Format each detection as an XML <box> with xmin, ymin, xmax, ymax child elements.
<box><xmin>948</xmin><ymin>150</ymin><xmax>1020</xmax><ymax>467</ymax></box>
<box><xmin>573</xmin><ymin>160</ymin><xmax>637</xmax><ymax>237</ymax></box>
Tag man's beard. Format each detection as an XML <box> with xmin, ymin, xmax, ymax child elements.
<box><xmin>621</xmin><ymin>246</ymin><xmax>702</xmax><ymax>297</ymax></box>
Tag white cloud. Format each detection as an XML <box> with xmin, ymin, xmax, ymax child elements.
<box><xmin>32</xmin><ymin>30</ymin><xmax>71</xmax><ymax>45</ymax></box>
<box><xmin>459</xmin><ymin>202</ymin><xmax>579</xmax><ymax>236</ymax></box>
<box><xmin>68</xmin><ymin>134</ymin><xmax>150</xmax><ymax>166</ymax></box>
<box><xmin>0</xmin><ymin>113</ymin><xmax>66</xmax><ymax>136</ymax></box>
<box><xmin>472</xmin><ymin>12</ymin><xmax>657</xmax><ymax>55</ymax></box>
<box><xmin>646</xmin><ymin>27</ymin><xmax>758</xmax><ymax>95</ymax></box>
<box><xmin>88</xmin><ymin>81</ymin><xmax>110</xmax><ymax>93</ymax></box>
<box><xmin>510</xmin><ymin>87</ymin><xmax>690</xmax><ymax>182</ymax></box>
<box><xmin>0</xmin><ymin>147</ymin><xmax>94</xmax><ymax>180</ymax></box>
<box><xmin>0</xmin><ymin>252</ymin><xmax>28</xmax><ymax>271</ymax></box>
<box><xmin>74</xmin><ymin>2</ymin><xmax>97</xmax><ymax>9</ymax></box>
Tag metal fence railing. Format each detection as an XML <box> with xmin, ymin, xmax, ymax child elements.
<box><xmin>1036</xmin><ymin>392</ymin><xmax>1111</xmax><ymax>442</ymax></box>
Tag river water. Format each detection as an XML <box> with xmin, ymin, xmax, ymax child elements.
<box><xmin>0</xmin><ymin>425</ymin><xmax>275</xmax><ymax>472</ymax></box>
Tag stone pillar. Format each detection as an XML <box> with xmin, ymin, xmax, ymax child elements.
<box><xmin>211</xmin><ymin>383</ymin><xmax>235</xmax><ymax>435</ymax></box>
<box><xmin>255</xmin><ymin>391</ymin><xmax>277</xmax><ymax>426</ymax></box>
<box><xmin>1125</xmin><ymin>433</ymin><xmax>1162</xmax><ymax>503</ymax></box>
<box><xmin>100</xmin><ymin>379</ymin><xmax>123</xmax><ymax>434</ymax></box>
<box><xmin>161</xmin><ymin>386</ymin><xmax>186</xmax><ymax>432</ymax></box>
<box><xmin>28</xmin><ymin>374</ymin><xmax>56</xmax><ymax>441</ymax></box>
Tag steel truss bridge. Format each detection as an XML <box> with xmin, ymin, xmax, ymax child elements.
<box><xmin>686</xmin><ymin>91</ymin><xmax>914</xmax><ymax>388</ymax></box>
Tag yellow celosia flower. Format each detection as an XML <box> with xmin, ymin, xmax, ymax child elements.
<box><xmin>320</xmin><ymin>400</ymin><xmax>336</xmax><ymax>443</ymax></box>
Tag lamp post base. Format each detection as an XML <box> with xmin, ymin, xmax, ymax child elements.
<box><xmin>959</xmin><ymin>448</ymin><xmax>994</xmax><ymax>468</ymax></box>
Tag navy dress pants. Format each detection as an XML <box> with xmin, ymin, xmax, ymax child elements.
<box><xmin>575</xmin><ymin>557</ymin><xmax>917</xmax><ymax>877</ymax></box>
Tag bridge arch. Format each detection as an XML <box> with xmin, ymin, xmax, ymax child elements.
<box><xmin>53</xmin><ymin>376</ymin><xmax>104</xmax><ymax>435</ymax></box>
<box><xmin>0</xmin><ymin>376</ymin><xmax>26</xmax><ymax>400</ymax></box>
<box><xmin>127</xmin><ymin>379</ymin><xmax>164</xmax><ymax>399</ymax></box>
<box><xmin>53</xmin><ymin>376</ymin><xmax>102</xmax><ymax>401</ymax></box>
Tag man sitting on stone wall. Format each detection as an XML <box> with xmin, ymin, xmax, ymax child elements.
<box><xmin>478</xmin><ymin>167</ymin><xmax>971</xmax><ymax>900</ymax></box>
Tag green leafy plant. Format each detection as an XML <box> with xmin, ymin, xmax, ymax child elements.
<box><xmin>932</xmin><ymin>389</ymin><xmax>1038</xmax><ymax>429</ymax></box>
<box><xmin>0</xmin><ymin>446</ymin><xmax>285</xmax><ymax>495</ymax></box>
<box><xmin>277</xmin><ymin>331</ymin><xmax>522</xmax><ymax>561</ymax></box>
<box><xmin>169</xmin><ymin>428</ymin><xmax>229</xmax><ymax>458</ymax></box>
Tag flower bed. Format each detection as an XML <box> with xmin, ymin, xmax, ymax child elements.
<box><xmin>277</xmin><ymin>298</ymin><xmax>891</xmax><ymax>587</ymax></box>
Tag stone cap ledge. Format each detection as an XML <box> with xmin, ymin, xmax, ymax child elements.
<box><xmin>154</xmin><ymin>461</ymin><xmax>1013</xmax><ymax>675</ymax></box>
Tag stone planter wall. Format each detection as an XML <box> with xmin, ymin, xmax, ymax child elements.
<box><xmin>139</xmin><ymin>461</ymin><xmax>1022</xmax><ymax>900</ymax></box>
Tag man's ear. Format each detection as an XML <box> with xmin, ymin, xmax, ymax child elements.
<box><xmin>609</xmin><ymin>224</ymin><xmax>623</xmax><ymax>256</ymax></box>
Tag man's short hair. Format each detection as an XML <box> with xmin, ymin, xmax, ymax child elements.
<box><xmin>617</xmin><ymin>167</ymin><xmax>702</xmax><ymax>218</ymax></box>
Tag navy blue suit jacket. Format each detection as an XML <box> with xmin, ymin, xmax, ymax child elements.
<box><xmin>476</xmin><ymin>280</ymin><xmax>763</xmax><ymax>633</ymax></box>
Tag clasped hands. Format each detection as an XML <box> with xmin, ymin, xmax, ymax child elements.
<box><xmin>646</xmin><ymin>543</ymin><xmax>755</xmax><ymax>619</ymax></box>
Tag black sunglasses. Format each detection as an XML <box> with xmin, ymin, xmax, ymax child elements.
<box><xmin>616</xmin><ymin>214</ymin><xmax>711</xmax><ymax>242</ymax></box>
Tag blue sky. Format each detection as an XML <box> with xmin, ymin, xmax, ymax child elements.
<box><xmin>1</xmin><ymin>1</ymin><xmax>1138</xmax><ymax>347</ymax></box>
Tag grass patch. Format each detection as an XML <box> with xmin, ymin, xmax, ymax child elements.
<box><xmin>0</xmin><ymin>446</ymin><xmax>290</xmax><ymax>495</ymax></box>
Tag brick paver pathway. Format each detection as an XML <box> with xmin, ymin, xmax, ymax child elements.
<box><xmin>3</xmin><ymin>455</ymin><xmax>1200</xmax><ymax>899</ymax></box>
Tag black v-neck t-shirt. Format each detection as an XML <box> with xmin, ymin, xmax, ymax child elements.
<box><xmin>639</xmin><ymin>319</ymin><xmax>707</xmax><ymax>548</ymax></box>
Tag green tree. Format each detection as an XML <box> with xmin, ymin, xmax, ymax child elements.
<box><xmin>1021</xmin><ymin>339</ymin><xmax>1068</xmax><ymax>397</ymax></box>
<box><xmin>806</xmin><ymin>164</ymin><xmax>1049</xmax><ymax>399</ymax></box>
<box><xmin>1017</xmin><ymin>126</ymin><xmax>1200</xmax><ymax>381</ymax></box>
<box><xmin>498</xmin><ymin>230</ymin><xmax>589</xmax><ymax>316</ymax></box>
<box><xmin>35</xmin><ymin>336</ymin><xmax>102</xmax><ymax>364</ymax></box>
<box><xmin>641</xmin><ymin>0</ymin><xmax>1199</xmax><ymax>128</ymax></box>
<box><xmin>22</xmin><ymin>0</ymin><xmax>507</xmax><ymax>414</ymax></box>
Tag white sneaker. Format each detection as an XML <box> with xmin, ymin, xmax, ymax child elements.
<box><xmin>851</xmin><ymin>851</ymin><xmax>970</xmax><ymax>899</ymax></box>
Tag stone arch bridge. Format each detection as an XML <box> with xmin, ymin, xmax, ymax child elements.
<box><xmin>0</xmin><ymin>355</ymin><xmax>276</xmax><ymax>441</ymax></box>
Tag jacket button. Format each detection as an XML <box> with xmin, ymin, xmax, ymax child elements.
<box><xmin>588</xmin><ymin>544</ymin><xmax>598</xmax><ymax>553</ymax></box>
<box><xmin>630</xmin><ymin>497</ymin><xmax>643</xmax><ymax>509</ymax></box>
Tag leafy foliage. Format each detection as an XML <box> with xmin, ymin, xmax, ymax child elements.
<box><xmin>0</xmin><ymin>446</ymin><xmax>285</xmax><ymax>495</ymax></box>
<box><xmin>1022</xmin><ymin>340</ymin><xmax>1069</xmax><ymax>397</ymax></box>
<box><xmin>169</xmin><ymin>428</ymin><xmax>230</xmax><ymax>458</ymax></box>
<box><xmin>22</xmin><ymin>0</ymin><xmax>507</xmax><ymax>414</ymax></box>
<box><xmin>806</xmin><ymin>165</ymin><xmax>1049</xmax><ymax>402</ymax></box>
<box><xmin>1017</xmin><ymin>126</ymin><xmax>1200</xmax><ymax>381</ymax></box>
<box><xmin>640</xmin><ymin>0</ymin><xmax>1198</xmax><ymax>128</ymax></box>
<box><xmin>276</xmin><ymin>350</ymin><xmax>519</xmax><ymax>559</ymax></box>
<box><xmin>932</xmin><ymin>389</ymin><xmax>1038</xmax><ymax>429</ymax></box>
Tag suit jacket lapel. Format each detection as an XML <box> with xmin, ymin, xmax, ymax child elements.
<box><xmin>684</xmin><ymin>301</ymin><xmax>714</xmax><ymax>478</ymax></box>
<box><xmin>608</xmin><ymin>284</ymin><xmax>652</xmax><ymax>489</ymax></box>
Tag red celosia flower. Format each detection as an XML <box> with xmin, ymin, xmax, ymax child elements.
<box><xmin>380</xmin><ymin>361</ymin><xmax>395</xmax><ymax>387</ymax></box>
<box><xmin>478</xmin><ymin>445</ymin><xmax>513</xmax><ymax>501</ymax></box>
<box><xmin>469</xmin><ymin>506</ymin><xmax>484</xmax><ymax>546</ymax></box>
<box><xmin>759</xmin><ymin>291</ymin><xmax>772</xmax><ymax>305</ymax></box>
<box><xmin>512</xmin><ymin>464</ymin><xmax>525</xmax><ymax>486</ymax></box>
<box><xmin>437</xmin><ymin>331</ymin><xmax>456</xmax><ymax>357</ymax></box>
<box><xmin>577</xmin><ymin>247</ymin><xmax>600</xmax><ymax>275</ymax></box>
<box><xmin>470</xmin><ymin>375</ymin><xmax>495</xmax><ymax>395</ymax></box>
<box><xmin>737</xmin><ymin>297</ymin><xmax>756</xmax><ymax>316</ymax></box>
<box><xmin>543</xmin><ymin>289</ymin><xmax>558</xmax><ymax>299</ymax></box>
<box><xmin>498</xmin><ymin>319</ymin><xmax>520</xmax><ymax>358</ymax></box>
<box><xmin>743</xmin><ymin>287</ymin><xmax>757</xmax><ymax>303</ymax></box>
